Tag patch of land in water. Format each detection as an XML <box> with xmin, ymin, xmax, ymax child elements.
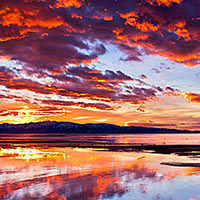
<box><xmin>161</xmin><ymin>162</ymin><xmax>200</xmax><ymax>168</ymax></box>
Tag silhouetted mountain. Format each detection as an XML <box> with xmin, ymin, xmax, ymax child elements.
<box><xmin>0</xmin><ymin>121</ymin><xmax>198</xmax><ymax>133</ymax></box>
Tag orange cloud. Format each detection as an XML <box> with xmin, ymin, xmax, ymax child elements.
<box><xmin>183</xmin><ymin>93</ymin><xmax>200</xmax><ymax>104</ymax></box>
<box><xmin>55</xmin><ymin>0</ymin><xmax>82</xmax><ymax>8</ymax></box>
<box><xmin>120</xmin><ymin>12</ymin><xmax>159</xmax><ymax>32</ymax></box>
<box><xmin>169</xmin><ymin>21</ymin><xmax>191</xmax><ymax>41</ymax></box>
<box><xmin>145</xmin><ymin>0</ymin><xmax>183</xmax><ymax>6</ymax></box>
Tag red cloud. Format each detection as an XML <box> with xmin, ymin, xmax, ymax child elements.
<box><xmin>135</xmin><ymin>107</ymin><xmax>147</xmax><ymax>113</ymax></box>
<box><xmin>0</xmin><ymin>0</ymin><xmax>199</xmax><ymax>68</ymax></box>
<box><xmin>184</xmin><ymin>93</ymin><xmax>200</xmax><ymax>103</ymax></box>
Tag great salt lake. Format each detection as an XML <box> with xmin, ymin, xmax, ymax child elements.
<box><xmin>0</xmin><ymin>133</ymin><xmax>200</xmax><ymax>200</ymax></box>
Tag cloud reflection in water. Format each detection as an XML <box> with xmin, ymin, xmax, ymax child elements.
<box><xmin>0</xmin><ymin>147</ymin><xmax>200</xmax><ymax>200</ymax></box>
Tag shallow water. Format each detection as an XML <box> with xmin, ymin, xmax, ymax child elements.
<box><xmin>1</xmin><ymin>133</ymin><xmax>200</xmax><ymax>146</ymax></box>
<box><xmin>0</xmin><ymin>134</ymin><xmax>200</xmax><ymax>200</ymax></box>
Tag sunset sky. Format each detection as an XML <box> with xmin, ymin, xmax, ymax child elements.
<box><xmin>0</xmin><ymin>0</ymin><xmax>199</xmax><ymax>130</ymax></box>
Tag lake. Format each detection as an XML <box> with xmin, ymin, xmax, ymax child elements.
<box><xmin>1</xmin><ymin>133</ymin><xmax>200</xmax><ymax>200</ymax></box>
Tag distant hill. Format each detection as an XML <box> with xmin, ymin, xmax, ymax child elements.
<box><xmin>0</xmin><ymin>121</ymin><xmax>198</xmax><ymax>134</ymax></box>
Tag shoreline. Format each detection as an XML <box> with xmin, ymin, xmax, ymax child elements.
<box><xmin>1</xmin><ymin>132</ymin><xmax>200</xmax><ymax>134</ymax></box>
<box><xmin>1</xmin><ymin>142</ymin><xmax>200</xmax><ymax>155</ymax></box>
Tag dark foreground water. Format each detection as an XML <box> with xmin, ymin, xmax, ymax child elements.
<box><xmin>1</xmin><ymin>133</ymin><xmax>200</xmax><ymax>200</ymax></box>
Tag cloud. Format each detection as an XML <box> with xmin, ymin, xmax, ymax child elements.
<box><xmin>41</xmin><ymin>99</ymin><xmax>114</xmax><ymax>110</ymax></box>
<box><xmin>135</xmin><ymin>107</ymin><xmax>148</xmax><ymax>113</ymax></box>
<box><xmin>0</xmin><ymin>35</ymin><xmax>106</xmax><ymax>72</ymax></box>
<box><xmin>184</xmin><ymin>93</ymin><xmax>200</xmax><ymax>103</ymax></box>
<box><xmin>0</xmin><ymin>0</ymin><xmax>199</xmax><ymax>69</ymax></box>
<box><xmin>151</xmin><ymin>68</ymin><xmax>160</xmax><ymax>74</ymax></box>
<box><xmin>145</xmin><ymin>0</ymin><xmax>183</xmax><ymax>6</ymax></box>
<box><xmin>127</xmin><ymin>122</ymin><xmax>177</xmax><ymax>128</ymax></box>
<box><xmin>120</xmin><ymin>11</ymin><xmax>160</xmax><ymax>32</ymax></box>
<box><xmin>0</xmin><ymin>0</ymin><xmax>199</xmax><ymax>125</ymax></box>
<box><xmin>0</xmin><ymin>65</ymin><xmax>162</xmax><ymax>108</ymax></box>
<box><xmin>55</xmin><ymin>0</ymin><xmax>82</xmax><ymax>8</ymax></box>
<box><xmin>0</xmin><ymin>110</ymin><xmax>19</xmax><ymax>117</ymax></box>
<box><xmin>126</xmin><ymin>121</ymin><xmax>200</xmax><ymax>130</ymax></box>
<box><xmin>165</xmin><ymin>86</ymin><xmax>175</xmax><ymax>92</ymax></box>
<box><xmin>0</xmin><ymin>66</ymin><xmax>16</xmax><ymax>80</ymax></box>
<box><xmin>163</xmin><ymin>86</ymin><xmax>181</xmax><ymax>97</ymax></box>
<box><xmin>118</xmin><ymin>44</ymin><xmax>143</xmax><ymax>62</ymax></box>
<box><xmin>73</xmin><ymin>116</ymin><xmax>91</xmax><ymax>120</ymax></box>
<box><xmin>140</xmin><ymin>74</ymin><xmax>148</xmax><ymax>80</ymax></box>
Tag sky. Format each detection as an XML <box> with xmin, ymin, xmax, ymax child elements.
<box><xmin>0</xmin><ymin>0</ymin><xmax>199</xmax><ymax>130</ymax></box>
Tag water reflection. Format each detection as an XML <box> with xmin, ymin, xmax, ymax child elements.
<box><xmin>0</xmin><ymin>147</ymin><xmax>200</xmax><ymax>200</ymax></box>
<box><xmin>1</xmin><ymin>133</ymin><xmax>200</xmax><ymax>146</ymax></box>
<box><xmin>0</xmin><ymin>147</ymin><xmax>66</xmax><ymax>161</ymax></box>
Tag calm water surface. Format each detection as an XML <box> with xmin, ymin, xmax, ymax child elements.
<box><xmin>1</xmin><ymin>133</ymin><xmax>200</xmax><ymax>145</ymax></box>
<box><xmin>0</xmin><ymin>133</ymin><xmax>200</xmax><ymax>200</ymax></box>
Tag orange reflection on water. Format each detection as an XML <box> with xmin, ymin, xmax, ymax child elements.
<box><xmin>0</xmin><ymin>147</ymin><xmax>200</xmax><ymax>200</ymax></box>
<box><xmin>0</xmin><ymin>147</ymin><xmax>65</xmax><ymax>162</ymax></box>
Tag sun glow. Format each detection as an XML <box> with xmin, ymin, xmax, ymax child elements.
<box><xmin>0</xmin><ymin>108</ymin><xmax>37</xmax><ymax>124</ymax></box>
<box><xmin>0</xmin><ymin>147</ymin><xmax>66</xmax><ymax>162</ymax></box>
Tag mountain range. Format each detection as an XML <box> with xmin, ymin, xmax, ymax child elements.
<box><xmin>0</xmin><ymin>121</ymin><xmax>198</xmax><ymax>134</ymax></box>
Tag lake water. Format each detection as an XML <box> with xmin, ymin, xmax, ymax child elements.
<box><xmin>1</xmin><ymin>133</ymin><xmax>200</xmax><ymax>200</ymax></box>
<box><xmin>1</xmin><ymin>133</ymin><xmax>200</xmax><ymax>146</ymax></box>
